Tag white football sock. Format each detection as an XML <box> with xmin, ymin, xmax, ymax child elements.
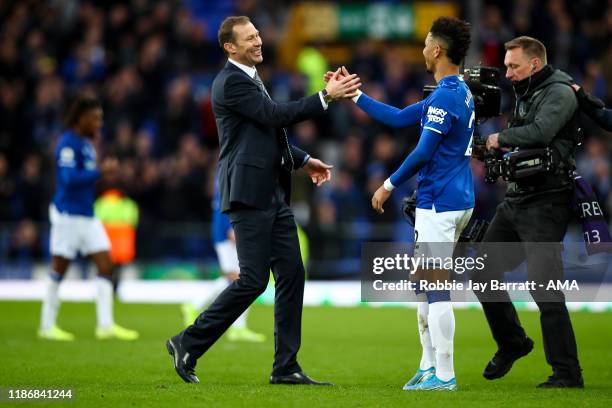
<box><xmin>428</xmin><ymin>301</ymin><xmax>455</xmax><ymax>381</ymax></box>
<box><xmin>96</xmin><ymin>276</ymin><xmax>114</xmax><ymax>329</ymax></box>
<box><xmin>416</xmin><ymin>293</ymin><xmax>435</xmax><ymax>370</ymax></box>
<box><xmin>40</xmin><ymin>271</ymin><xmax>62</xmax><ymax>331</ymax></box>
<box><xmin>232</xmin><ymin>308</ymin><xmax>248</xmax><ymax>329</ymax></box>
<box><xmin>194</xmin><ymin>276</ymin><xmax>232</xmax><ymax>310</ymax></box>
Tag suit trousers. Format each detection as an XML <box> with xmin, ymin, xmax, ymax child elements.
<box><xmin>474</xmin><ymin>196</ymin><xmax>582</xmax><ymax>378</ymax></box>
<box><xmin>180</xmin><ymin>183</ymin><xmax>305</xmax><ymax>376</ymax></box>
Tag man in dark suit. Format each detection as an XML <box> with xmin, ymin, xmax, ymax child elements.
<box><xmin>166</xmin><ymin>15</ymin><xmax>361</xmax><ymax>385</ymax></box>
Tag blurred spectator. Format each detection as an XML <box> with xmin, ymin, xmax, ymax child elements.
<box><xmin>15</xmin><ymin>153</ymin><xmax>49</xmax><ymax>222</ymax></box>
<box><xmin>0</xmin><ymin>80</ymin><xmax>29</xmax><ymax>166</ymax></box>
<box><xmin>0</xmin><ymin>152</ymin><xmax>16</xmax><ymax>221</ymax></box>
<box><xmin>480</xmin><ymin>4</ymin><xmax>513</xmax><ymax>68</ymax></box>
<box><xmin>31</xmin><ymin>76</ymin><xmax>64</xmax><ymax>148</ymax></box>
<box><xmin>158</xmin><ymin>76</ymin><xmax>198</xmax><ymax>156</ymax></box>
<box><xmin>8</xmin><ymin>219</ymin><xmax>43</xmax><ymax>261</ymax></box>
<box><xmin>112</xmin><ymin>120</ymin><xmax>136</xmax><ymax>160</ymax></box>
<box><xmin>104</xmin><ymin>65</ymin><xmax>146</xmax><ymax>137</ymax></box>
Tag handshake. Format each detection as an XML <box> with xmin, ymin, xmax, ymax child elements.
<box><xmin>322</xmin><ymin>66</ymin><xmax>362</xmax><ymax>102</ymax></box>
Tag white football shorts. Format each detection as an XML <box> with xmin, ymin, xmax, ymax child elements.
<box><xmin>414</xmin><ymin>204</ymin><xmax>473</xmax><ymax>260</ymax></box>
<box><xmin>49</xmin><ymin>204</ymin><xmax>111</xmax><ymax>259</ymax></box>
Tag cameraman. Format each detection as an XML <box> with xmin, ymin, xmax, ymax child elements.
<box><xmin>478</xmin><ymin>36</ymin><xmax>583</xmax><ymax>388</ymax></box>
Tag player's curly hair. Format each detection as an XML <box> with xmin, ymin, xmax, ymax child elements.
<box><xmin>430</xmin><ymin>17</ymin><xmax>472</xmax><ymax>66</ymax></box>
<box><xmin>64</xmin><ymin>92</ymin><xmax>101</xmax><ymax>127</ymax></box>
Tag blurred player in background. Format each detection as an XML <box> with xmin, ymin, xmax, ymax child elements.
<box><xmin>38</xmin><ymin>94</ymin><xmax>139</xmax><ymax>341</ymax></box>
<box><xmin>181</xmin><ymin>180</ymin><xmax>265</xmax><ymax>342</ymax></box>
<box><xmin>328</xmin><ymin>17</ymin><xmax>474</xmax><ymax>391</ymax></box>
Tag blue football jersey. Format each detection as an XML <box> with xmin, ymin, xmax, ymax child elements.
<box><xmin>416</xmin><ymin>75</ymin><xmax>475</xmax><ymax>211</ymax></box>
<box><xmin>52</xmin><ymin>130</ymin><xmax>101</xmax><ymax>217</ymax></box>
<box><xmin>211</xmin><ymin>179</ymin><xmax>232</xmax><ymax>244</ymax></box>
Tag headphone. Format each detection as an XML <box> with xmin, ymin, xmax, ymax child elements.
<box><xmin>530</xmin><ymin>63</ymin><xmax>536</xmax><ymax>71</ymax></box>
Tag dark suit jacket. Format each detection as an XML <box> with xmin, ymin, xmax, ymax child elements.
<box><xmin>212</xmin><ymin>61</ymin><xmax>325</xmax><ymax>212</ymax></box>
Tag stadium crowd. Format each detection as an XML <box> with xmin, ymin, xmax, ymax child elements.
<box><xmin>0</xmin><ymin>0</ymin><xmax>610</xmax><ymax>274</ymax></box>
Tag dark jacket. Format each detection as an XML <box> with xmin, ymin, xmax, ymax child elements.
<box><xmin>575</xmin><ymin>87</ymin><xmax>612</xmax><ymax>132</ymax></box>
<box><xmin>212</xmin><ymin>62</ymin><xmax>325</xmax><ymax>212</ymax></box>
<box><xmin>498</xmin><ymin>66</ymin><xmax>579</xmax><ymax>201</ymax></box>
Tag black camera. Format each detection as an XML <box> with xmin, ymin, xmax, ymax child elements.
<box><xmin>401</xmin><ymin>192</ymin><xmax>417</xmax><ymax>227</ymax></box>
<box><xmin>481</xmin><ymin>147</ymin><xmax>559</xmax><ymax>184</ymax></box>
<box><xmin>423</xmin><ymin>66</ymin><xmax>502</xmax><ymax>120</ymax></box>
<box><xmin>483</xmin><ymin>149</ymin><xmax>503</xmax><ymax>183</ymax></box>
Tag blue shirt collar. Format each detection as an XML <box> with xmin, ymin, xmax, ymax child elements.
<box><xmin>438</xmin><ymin>75</ymin><xmax>462</xmax><ymax>86</ymax></box>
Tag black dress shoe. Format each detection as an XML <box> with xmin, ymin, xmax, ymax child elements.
<box><xmin>483</xmin><ymin>337</ymin><xmax>534</xmax><ymax>380</ymax></box>
<box><xmin>166</xmin><ymin>336</ymin><xmax>199</xmax><ymax>383</ymax></box>
<box><xmin>269</xmin><ymin>371</ymin><xmax>333</xmax><ymax>385</ymax></box>
<box><xmin>537</xmin><ymin>375</ymin><xmax>584</xmax><ymax>389</ymax></box>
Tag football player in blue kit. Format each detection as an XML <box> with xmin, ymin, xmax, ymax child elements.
<box><xmin>39</xmin><ymin>94</ymin><xmax>138</xmax><ymax>341</ymax></box>
<box><xmin>181</xmin><ymin>180</ymin><xmax>266</xmax><ymax>342</ymax></box>
<box><xmin>326</xmin><ymin>17</ymin><xmax>474</xmax><ymax>390</ymax></box>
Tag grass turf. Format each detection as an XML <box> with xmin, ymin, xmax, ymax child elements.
<box><xmin>0</xmin><ymin>301</ymin><xmax>611</xmax><ymax>407</ymax></box>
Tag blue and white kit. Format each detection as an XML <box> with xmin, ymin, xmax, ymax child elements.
<box><xmin>50</xmin><ymin>130</ymin><xmax>110</xmax><ymax>259</ymax></box>
<box><xmin>356</xmin><ymin>75</ymin><xmax>475</xmax><ymax>245</ymax></box>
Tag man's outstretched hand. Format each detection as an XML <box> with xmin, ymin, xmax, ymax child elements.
<box><xmin>303</xmin><ymin>158</ymin><xmax>333</xmax><ymax>186</ymax></box>
<box><xmin>324</xmin><ymin>66</ymin><xmax>352</xmax><ymax>83</ymax></box>
<box><xmin>324</xmin><ymin>67</ymin><xmax>360</xmax><ymax>100</ymax></box>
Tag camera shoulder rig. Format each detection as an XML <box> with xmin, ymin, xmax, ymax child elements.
<box><xmin>482</xmin><ymin>146</ymin><xmax>575</xmax><ymax>184</ymax></box>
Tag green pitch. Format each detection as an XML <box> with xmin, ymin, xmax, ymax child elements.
<box><xmin>1</xmin><ymin>302</ymin><xmax>611</xmax><ymax>407</ymax></box>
